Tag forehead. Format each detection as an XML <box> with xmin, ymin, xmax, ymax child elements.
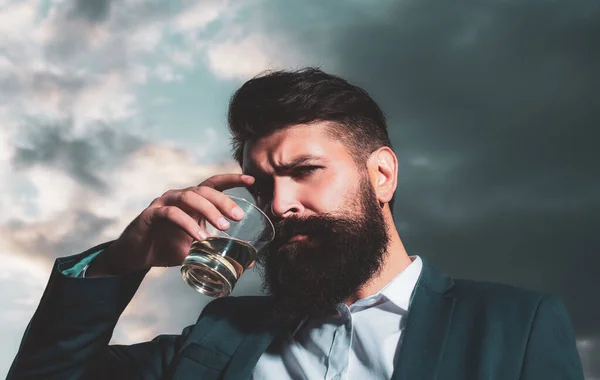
<box><xmin>242</xmin><ymin>123</ymin><xmax>349</xmax><ymax>172</ymax></box>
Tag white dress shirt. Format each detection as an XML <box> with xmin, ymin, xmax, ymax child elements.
<box><xmin>252</xmin><ymin>256</ymin><xmax>423</xmax><ymax>380</ymax></box>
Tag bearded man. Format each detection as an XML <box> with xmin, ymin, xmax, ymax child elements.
<box><xmin>9</xmin><ymin>68</ymin><xmax>584</xmax><ymax>379</ymax></box>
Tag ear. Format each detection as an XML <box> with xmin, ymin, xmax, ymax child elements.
<box><xmin>366</xmin><ymin>147</ymin><xmax>398</xmax><ymax>204</ymax></box>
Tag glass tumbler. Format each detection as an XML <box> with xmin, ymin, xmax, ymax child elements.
<box><xmin>180</xmin><ymin>194</ymin><xmax>275</xmax><ymax>297</ymax></box>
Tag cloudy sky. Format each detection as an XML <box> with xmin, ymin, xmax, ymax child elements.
<box><xmin>1</xmin><ymin>0</ymin><xmax>598</xmax><ymax>378</ymax></box>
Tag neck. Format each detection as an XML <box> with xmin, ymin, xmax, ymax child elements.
<box><xmin>344</xmin><ymin>219</ymin><xmax>412</xmax><ymax>306</ymax></box>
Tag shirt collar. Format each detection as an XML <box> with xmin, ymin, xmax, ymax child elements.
<box><xmin>291</xmin><ymin>255</ymin><xmax>424</xmax><ymax>335</ymax></box>
<box><xmin>379</xmin><ymin>255</ymin><xmax>423</xmax><ymax>311</ymax></box>
<box><xmin>349</xmin><ymin>255</ymin><xmax>423</xmax><ymax>312</ymax></box>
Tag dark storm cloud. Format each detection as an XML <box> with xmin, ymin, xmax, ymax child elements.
<box><xmin>332</xmin><ymin>0</ymin><xmax>600</xmax><ymax>332</ymax></box>
<box><xmin>258</xmin><ymin>0</ymin><xmax>599</xmax><ymax>374</ymax></box>
<box><xmin>12</xmin><ymin>121</ymin><xmax>144</xmax><ymax>191</ymax></box>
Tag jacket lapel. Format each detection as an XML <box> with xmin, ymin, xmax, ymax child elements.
<box><xmin>174</xmin><ymin>296</ymin><xmax>281</xmax><ymax>380</ymax></box>
<box><xmin>221</xmin><ymin>297</ymin><xmax>282</xmax><ymax>380</ymax></box>
<box><xmin>222</xmin><ymin>325</ymin><xmax>281</xmax><ymax>380</ymax></box>
<box><xmin>391</xmin><ymin>258</ymin><xmax>456</xmax><ymax>380</ymax></box>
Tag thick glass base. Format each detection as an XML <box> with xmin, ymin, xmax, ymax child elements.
<box><xmin>181</xmin><ymin>253</ymin><xmax>238</xmax><ymax>298</ymax></box>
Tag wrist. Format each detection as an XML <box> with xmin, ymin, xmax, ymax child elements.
<box><xmin>85</xmin><ymin>249</ymin><xmax>114</xmax><ymax>277</ymax></box>
<box><xmin>86</xmin><ymin>242</ymin><xmax>150</xmax><ymax>277</ymax></box>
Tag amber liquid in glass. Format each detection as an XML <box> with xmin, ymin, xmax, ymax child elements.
<box><xmin>181</xmin><ymin>237</ymin><xmax>257</xmax><ymax>297</ymax></box>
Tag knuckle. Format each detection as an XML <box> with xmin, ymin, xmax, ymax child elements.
<box><xmin>177</xmin><ymin>190</ymin><xmax>191</xmax><ymax>204</ymax></box>
<box><xmin>140</xmin><ymin>208</ymin><xmax>153</xmax><ymax>221</ymax></box>
<box><xmin>196</xmin><ymin>185</ymin><xmax>212</xmax><ymax>198</ymax></box>
<box><xmin>219</xmin><ymin>195</ymin><xmax>236</xmax><ymax>210</ymax></box>
<box><xmin>226</xmin><ymin>198</ymin><xmax>239</xmax><ymax>209</ymax></box>
<box><xmin>162</xmin><ymin>206</ymin><xmax>176</xmax><ymax>219</ymax></box>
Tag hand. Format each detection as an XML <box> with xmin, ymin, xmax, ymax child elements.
<box><xmin>87</xmin><ymin>173</ymin><xmax>256</xmax><ymax>277</ymax></box>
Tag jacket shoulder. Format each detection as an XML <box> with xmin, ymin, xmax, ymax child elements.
<box><xmin>204</xmin><ymin>295</ymin><xmax>273</xmax><ymax>314</ymax></box>
<box><xmin>199</xmin><ymin>295</ymin><xmax>275</xmax><ymax>331</ymax></box>
<box><xmin>452</xmin><ymin>278</ymin><xmax>547</xmax><ymax>299</ymax></box>
<box><xmin>449</xmin><ymin>278</ymin><xmax>557</xmax><ymax>318</ymax></box>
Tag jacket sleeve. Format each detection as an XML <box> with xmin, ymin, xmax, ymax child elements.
<box><xmin>519</xmin><ymin>295</ymin><xmax>585</xmax><ymax>380</ymax></box>
<box><xmin>7</xmin><ymin>243</ymin><xmax>194</xmax><ymax>380</ymax></box>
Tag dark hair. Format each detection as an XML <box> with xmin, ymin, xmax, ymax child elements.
<box><xmin>227</xmin><ymin>67</ymin><xmax>396</xmax><ymax>213</ymax></box>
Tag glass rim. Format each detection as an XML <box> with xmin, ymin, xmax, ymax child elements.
<box><xmin>226</xmin><ymin>194</ymin><xmax>275</xmax><ymax>241</ymax></box>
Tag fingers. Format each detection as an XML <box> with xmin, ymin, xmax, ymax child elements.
<box><xmin>153</xmin><ymin>173</ymin><xmax>256</xmax><ymax>238</ymax></box>
<box><xmin>145</xmin><ymin>206</ymin><xmax>205</xmax><ymax>242</ymax></box>
<box><xmin>163</xmin><ymin>188</ymin><xmax>241</xmax><ymax>231</ymax></box>
<box><xmin>200</xmin><ymin>173</ymin><xmax>255</xmax><ymax>191</ymax></box>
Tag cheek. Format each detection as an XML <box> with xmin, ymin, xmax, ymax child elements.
<box><xmin>310</xmin><ymin>170</ymin><xmax>357</xmax><ymax>212</ymax></box>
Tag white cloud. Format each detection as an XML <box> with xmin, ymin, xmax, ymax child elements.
<box><xmin>2</xmin><ymin>140</ymin><xmax>240</xmax><ymax>257</ymax></box>
<box><xmin>174</xmin><ymin>0</ymin><xmax>227</xmax><ymax>33</ymax></box>
<box><xmin>167</xmin><ymin>48</ymin><xmax>195</xmax><ymax>68</ymax></box>
<box><xmin>0</xmin><ymin>54</ymin><xmax>12</xmax><ymax>76</ymax></box>
<box><xmin>0</xmin><ymin>125</ymin><xmax>12</xmax><ymax>164</ymax></box>
<box><xmin>0</xmin><ymin>120</ymin><xmax>20</xmax><ymax>223</ymax></box>
<box><xmin>0</xmin><ymin>1</ymin><xmax>37</xmax><ymax>42</ymax></box>
<box><xmin>18</xmin><ymin>167</ymin><xmax>82</xmax><ymax>221</ymax></box>
<box><xmin>130</xmin><ymin>64</ymin><xmax>149</xmax><ymax>84</ymax></box>
<box><xmin>130</xmin><ymin>24</ymin><xmax>164</xmax><ymax>53</ymax></box>
<box><xmin>67</xmin><ymin>72</ymin><xmax>138</xmax><ymax>128</ymax></box>
<box><xmin>154</xmin><ymin>64</ymin><xmax>183</xmax><ymax>83</ymax></box>
<box><xmin>206</xmin><ymin>34</ymin><xmax>292</xmax><ymax>79</ymax></box>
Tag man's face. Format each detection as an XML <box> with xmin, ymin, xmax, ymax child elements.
<box><xmin>242</xmin><ymin>123</ymin><xmax>390</xmax><ymax>326</ymax></box>
<box><xmin>242</xmin><ymin>123</ymin><xmax>362</xmax><ymax>218</ymax></box>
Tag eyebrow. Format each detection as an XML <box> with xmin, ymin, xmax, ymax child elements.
<box><xmin>245</xmin><ymin>155</ymin><xmax>323</xmax><ymax>177</ymax></box>
<box><xmin>273</xmin><ymin>155</ymin><xmax>322</xmax><ymax>173</ymax></box>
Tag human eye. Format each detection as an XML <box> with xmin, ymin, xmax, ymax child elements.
<box><xmin>248</xmin><ymin>183</ymin><xmax>262</xmax><ymax>197</ymax></box>
<box><xmin>248</xmin><ymin>180</ymin><xmax>271</xmax><ymax>199</ymax></box>
<box><xmin>292</xmin><ymin>166</ymin><xmax>321</xmax><ymax>178</ymax></box>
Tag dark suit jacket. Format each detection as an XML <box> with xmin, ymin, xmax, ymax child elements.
<box><xmin>8</xmin><ymin>242</ymin><xmax>584</xmax><ymax>379</ymax></box>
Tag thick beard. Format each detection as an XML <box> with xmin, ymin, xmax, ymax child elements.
<box><xmin>257</xmin><ymin>176</ymin><xmax>390</xmax><ymax>327</ymax></box>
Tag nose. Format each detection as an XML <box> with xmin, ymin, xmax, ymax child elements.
<box><xmin>269</xmin><ymin>179</ymin><xmax>304</xmax><ymax>219</ymax></box>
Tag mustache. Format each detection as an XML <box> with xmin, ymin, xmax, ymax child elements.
<box><xmin>271</xmin><ymin>214</ymin><xmax>341</xmax><ymax>242</ymax></box>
